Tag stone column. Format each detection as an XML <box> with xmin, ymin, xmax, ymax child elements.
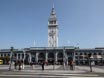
<box><xmin>45</xmin><ymin>52</ymin><xmax>48</xmax><ymax>62</ymax></box>
<box><xmin>29</xmin><ymin>53</ymin><xmax>32</xmax><ymax>63</ymax></box>
<box><xmin>2</xmin><ymin>54</ymin><xmax>4</xmax><ymax>57</ymax></box>
<box><xmin>55</xmin><ymin>52</ymin><xmax>58</xmax><ymax>63</ymax></box>
<box><xmin>23</xmin><ymin>50</ymin><xmax>26</xmax><ymax>61</ymax></box>
<box><xmin>16</xmin><ymin>53</ymin><xmax>18</xmax><ymax>60</ymax></box>
<box><xmin>35</xmin><ymin>52</ymin><xmax>39</xmax><ymax>63</ymax></box>
<box><xmin>20</xmin><ymin>53</ymin><xmax>22</xmax><ymax>60</ymax></box>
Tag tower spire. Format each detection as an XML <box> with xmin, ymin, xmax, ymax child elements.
<box><xmin>53</xmin><ymin>3</ymin><xmax>54</xmax><ymax>9</ymax></box>
<box><xmin>49</xmin><ymin>4</ymin><xmax>57</xmax><ymax>22</ymax></box>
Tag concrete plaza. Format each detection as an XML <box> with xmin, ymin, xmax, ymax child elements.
<box><xmin>0</xmin><ymin>65</ymin><xmax>104</xmax><ymax>78</ymax></box>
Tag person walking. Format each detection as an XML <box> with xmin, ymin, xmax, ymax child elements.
<box><xmin>14</xmin><ymin>61</ymin><xmax>17</xmax><ymax>69</ymax></box>
<box><xmin>18</xmin><ymin>60</ymin><xmax>21</xmax><ymax>70</ymax></box>
<box><xmin>70</xmin><ymin>60</ymin><xmax>73</xmax><ymax>70</ymax></box>
<box><xmin>41</xmin><ymin>61</ymin><xmax>45</xmax><ymax>70</ymax></box>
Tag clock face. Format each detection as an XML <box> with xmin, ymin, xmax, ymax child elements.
<box><xmin>49</xmin><ymin>31</ymin><xmax>54</xmax><ymax>36</ymax></box>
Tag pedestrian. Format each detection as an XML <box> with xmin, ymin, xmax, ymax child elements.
<box><xmin>30</xmin><ymin>62</ymin><xmax>34</xmax><ymax>69</ymax></box>
<box><xmin>41</xmin><ymin>61</ymin><xmax>45</xmax><ymax>70</ymax></box>
<box><xmin>18</xmin><ymin>60</ymin><xmax>21</xmax><ymax>70</ymax></box>
<box><xmin>21</xmin><ymin>60</ymin><xmax>24</xmax><ymax>69</ymax></box>
<box><xmin>70</xmin><ymin>60</ymin><xmax>73</xmax><ymax>70</ymax></box>
<box><xmin>14</xmin><ymin>61</ymin><xmax>17</xmax><ymax>69</ymax></box>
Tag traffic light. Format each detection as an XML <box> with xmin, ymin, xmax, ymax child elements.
<box><xmin>88</xmin><ymin>53</ymin><xmax>91</xmax><ymax>58</ymax></box>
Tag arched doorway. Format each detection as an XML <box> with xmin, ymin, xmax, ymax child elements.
<box><xmin>57</xmin><ymin>52</ymin><xmax>63</xmax><ymax>65</ymax></box>
<box><xmin>25</xmin><ymin>54</ymin><xmax>29</xmax><ymax>64</ymax></box>
<box><xmin>48</xmin><ymin>52</ymin><xmax>54</xmax><ymax>64</ymax></box>
<box><xmin>38</xmin><ymin>53</ymin><xmax>45</xmax><ymax>63</ymax></box>
<box><xmin>30</xmin><ymin>53</ymin><xmax>36</xmax><ymax>63</ymax></box>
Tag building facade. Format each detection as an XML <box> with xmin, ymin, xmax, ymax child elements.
<box><xmin>0</xmin><ymin>6</ymin><xmax>104</xmax><ymax>65</ymax></box>
<box><xmin>0</xmin><ymin>47</ymin><xmax>75</xmax><ymax>65</ymax></box>
<box><xmin>0</xmin><ymin>47</ymin><xmax>104</xmax><ymax>65</ymax></box>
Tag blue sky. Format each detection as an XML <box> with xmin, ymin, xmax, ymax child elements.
<box><xmin>0</xmin><ymin>0</ymin><xmax>104</xmax><ymax>49</ymax></box>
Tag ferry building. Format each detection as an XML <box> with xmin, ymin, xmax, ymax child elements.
<box><xmin>0</xmin><ymin>6</ymin><xmax>104</xmax><ymax>65</ymax></box>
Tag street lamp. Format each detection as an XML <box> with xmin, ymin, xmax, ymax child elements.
<box><xmin>73</xmin><ymin>48</ymin><xmax>76</xmax><ymax>70</ymax></box>
<box><xmin>9</xmin><ymin>46</ymin><xmax>14</xmax><ymax>71</ymax></box>
<box><xmin>88</xmin><ymin>53</ymin><xmax>92</xmax><ymax>72</ymax></box>
<box><xmin>53</xmin><ymin>48</ymin><xmax>55</xmax><ymax>70</ymax></box>
<box><xmin>23</xmin><ymin>49</ymin><xmax>26</xmax><ymax>69</ymax></box>
<box><xmin>63</xmin><ymin>47</ymin><xmax>67</xmax><ymax>70</ymax></box>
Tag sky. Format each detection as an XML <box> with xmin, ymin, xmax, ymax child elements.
<box><xmin>0</xmin><ymin>0</ymin><xmax>104</xmax><ymax>49</ymax></box>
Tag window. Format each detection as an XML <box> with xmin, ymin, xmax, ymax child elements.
<box><xmin>75</xmin><ymin>53</ymin><xmax>78</xmax><ymax>55</ymax></box>
<box><xmin>84</xmin><ymin>53</ymin><xmax>87</xmax><ymax>55</ymax></box>
<box><xmin>4</xmin><ymin>54</ymin><xmax>6</xmax><ymax>56</ymax></box>
<box><xmin>54</xmin><ymin>21</ymin><xmax>56</xmax><ymax>24</ymax></box>
<box><xmin>14</xmin><ymin>53</ymin><xmax>17</xmax><ymax>57</ymax></box>
<box><xmin>98</xmin><ymin>53</ymin><xmax>101</xmax><ymax>55</ymax></box>
<box><xmin>18</xmin><ymin>54</ymin><xmax>20</xmax><ymax>59</ymax></box>
<box><xmin>22</xmin><ymin>54</ymin><xmax>24</xmax><ymax>58</ymax></box>
<box><xmin>79</xmin><ymin>56</ymin><xmax>83</xmax><ymax>59</ymax></box>
<box><xmin>8</xmin><ymin>54</ymin><xmax>10</xmax><ymax>56</ymax></box>
<box><xmin>49</xmin><ymin>21</ymin><xmax>53</xmax><ymax>24</ymax></box>
<box><xmin>80</xmin><ymin>53</ymin><xmax>82</xmax><ymax>55</ymax></box>
<box><xmin>75</xmin><ymin>56</ymin><xmax>78</xmax><ymax>59</ymax></box>
<box><xmin>94</xmin><ymin>53</ymin><xmax>97</xmax><ymax>55</ymax></box>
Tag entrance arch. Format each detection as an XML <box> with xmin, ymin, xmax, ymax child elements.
<box><xmin>38</xmin><ymin>53</ymin><xmax>45</xmax><ymax>62</ymax></box>
<box><xmin>57</xmin><ymin>52</ymin><xmax>63</xmax><ymax>64</ymax></box>
<box><xmin>48</xmin><ymin>52</ymin><xmax>54</xmax><ymax>64</ymax></box>
<box><xmin>25</xmin><ymin>53</ymin><xmax>29</xmax><ymax>64</ymax></box>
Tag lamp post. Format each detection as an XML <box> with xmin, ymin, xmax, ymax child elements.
<box><xmin>73</xmin><ymin>48</ymin><xmax>75</xmax><ymax>70</ymax></box>
<box><xmin>23</xmin><ymin>49</ymin><xmax>26</xmax><ymax>69</ymax></box>
<box><xmin>9</xmin><ymin>46</ymin><xmax>14</xmax><ymax>71</ymax></box>
<box><xmin>53</xmin><ymin>48</ymin><xmax>55</xmax><ymax>70</ymax></box>
<box><xmin>88</xmin><ymin>53</ymin><xmax>92</xmax><ymax>72</ymax></box>
<box><xmin>63</xmin><ymin>47</ymin><xmax>67</xmax><ymax>70</ymax></box>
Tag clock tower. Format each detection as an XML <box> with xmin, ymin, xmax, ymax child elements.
<box><xmin>48</xmin><ymin>5</ymin><xmax>58</xmax><ymax>47</ymax></box>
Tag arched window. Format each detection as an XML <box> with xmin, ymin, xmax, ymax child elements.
<box><xmin>98</xmin><ymin>53</ymin><xmax>101</xmax><ymax>55</ymax></box>
<box><xmin>84</xmin><ymin>53</ymin><xmax>87</xmax><ymax>55</ymax></box>
<box><xmin>80</xmin><ymin>53</ymin><xmax>82</xmax><ymax>55</ymax></box>
<box><xmin>94</xmin><ymin>53</ymin><xmax>97</xmax><ymax>55</ymax></box>
<box><xmin>4</xmin><ymin>54</ymin><xmax>6</xmax><ymax>56</ymax></box>
<box><xmin>75</xmin><ymin>53</ymin><xmax>78</xmax><ymax>55</ymax></box>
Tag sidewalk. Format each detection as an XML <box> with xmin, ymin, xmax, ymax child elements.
<box><xmin>18</xmin><ymin>65</ymin><xmax>104</xmax><ymax>74</ymax></box>
<box><xmin>0</xmin><ymin>65</ymin><xmax>104</xmax><ymax>73</ymax></box>
<box><xmin>75</xmin><ymin>66</ymin><xmax>104</xmax><ymax>73</ymax></box>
